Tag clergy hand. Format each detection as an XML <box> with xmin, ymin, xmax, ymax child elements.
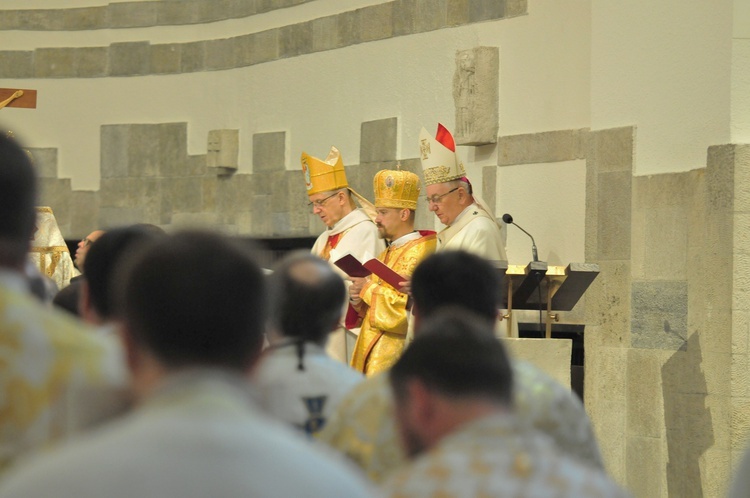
<box><xmin>398</xmin><ymin>275</ymin><xmax>412</xmax><ymax>296</ymax></box>
<box><xmin>349</xmin><ymin>277</ymin><xmax>367</xmax><ymax>302</ymax></box>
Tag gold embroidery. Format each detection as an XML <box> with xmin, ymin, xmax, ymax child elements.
<box><xmin>425</xmin><ymin>461</ymin><xmax>452</xmax><ymax>480</ymax></box>
<box><xmin>512</xmin><ymin>451</ymin><xmax>532</xmax><ymax>478</ymax></box>
<box><xmin>350</xmin><ymin>234</ymin><xmax>437</xmax><ymax>375</ymax></box>
<box><xmin>28</xmin><ymin>246</ymin><xmax>69</xmax><ymax>253</ymax></box>
<box><xmin>423</xmin><ymin>165</ymin><xmax>463</xmax><ymax>186</ymax></box>
<box><xmin>29</xmin><ymin>246</ymin><xmax>69</xmax><ymax>278</ymax></box>
<box><xmin>373</xmin><ymin>169</ymin><xmax>421</xmax><ymax>210</ymax></box>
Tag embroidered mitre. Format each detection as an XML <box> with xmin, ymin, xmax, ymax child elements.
<box><xmin>373</xmin><ymin>169</ymin><xmax>420</xmax><ymax>210</ymax></box>
<box><xmin>418</xmin><ymin>124</ymin><xmax>467</xmax><ymax>186</ymax></box>
<box><xmin>300</xmin><ymin>146</ymin><xmax>349</xmax><ymax>195</ymax></box>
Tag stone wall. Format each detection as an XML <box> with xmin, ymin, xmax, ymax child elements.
<box><xmin>487</xmin><ymin>126</ymin><xmax>750</xmax><ymax>497</ymax></box>
<box><xmin>0</xmin><ymin>0</ymin><xmax>316</xmax><ymax>31</ymax></box>
<box><xmin>0</xmin><ymin>0</ymin><xmax>526</xmax><ymax>78</ymax></box>
<box><xmin>730</xmin><ymin>146</ymin><xmax>750</xmax><ymax>489</ymax></box>
<box><xmin>32</xmin><ymin>116</ymin><xmax>433</xmax><ymax>238</ymax></box>
<box><xmin>586</xmin><ymin>138</ymin><xmax>749</xmax><ymax>497</ymax></box>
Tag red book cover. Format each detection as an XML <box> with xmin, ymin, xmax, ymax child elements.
<box><xmin>362</xmin><ymin>259</ymin><xmax>404</xmax><ymax>290</ymax></box>
<box><xmin>333</xmin><ymin>253</ymin><xmax>405</xmax><ymax>291</ymax></box>
<box><xmin>333</xmin><ymin>254</ymin><xmax>371</xmax><ymax>278</ymax></box>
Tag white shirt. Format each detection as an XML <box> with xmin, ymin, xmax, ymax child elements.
<box><xmin>0</xmin><ymin>370</ymin><xmax>377</xmax><ymax>498</ymax></box>
<box><xmin>253</xmin><ymin>342</ymin><xmax>364</xmax><ymax>436</ymax></box>
<box><xmin>389</xmin><ymin>231</ymin><xmax>423</xmax><ymax>248</ymax></box>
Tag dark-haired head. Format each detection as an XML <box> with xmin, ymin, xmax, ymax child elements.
<box><xmin>268</xmin><ymin>251</ymin><xmax>346</xmax><ymax>345</ymax></box>
<box><xmin>82</xmin><ymin>224</ymin><xmax>166</xmax><ymax>322</ymax></box>
<box><xmin>0</xmin><ymin>133</ymin><xmax>37</xmax><ymax>268</ymax></box>
<box><xmin>115</xmin><ymin>230</ymin><xmax>266</xmax><ymax>372</ymax></box>
<box><xmin>389</xmin><ymin>308</ymin><xmax>514</xmax><ymax>456</ymax></box>
<box><xmin>390</xmin><ymin>308</ymin><xmax>513</xmax><ymax>407</ymax></box>
<box><xmin>411</xmin><ymin>250</ymin><xmax>501</xmax><ymax>329</ymax></box>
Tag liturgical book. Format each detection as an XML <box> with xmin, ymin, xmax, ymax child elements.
<box><xmin>332</xmin><ymin>251</ymin><xmax>405</xmax><ymax>291</ymax></box>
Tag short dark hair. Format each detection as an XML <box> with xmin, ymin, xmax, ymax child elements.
<box><xmin>52</xmin><ymin>279</ymin><xmax>81</xmax><ymax>316</ymax></box>
<box><xmin>389</xmin><ymin>308</ymin><xmax>514</xmax><ymax>406</ymax></box>
<box><xmin>0</xmin><ymin>133</ymin><xmax>37</xmax><ymax>265</ymax></box>
<box><xmin>268</xmin><ymin>251</ymin><xmax>346</xmax><ymax>345</ymax></box>
<box><xmin>83</xmin><ymin>225</ymin><xmax>165</xmax><ymax>319</ymax></box>
<box><xmin>411</xmin><ymin>251</ymin><xmax>501</xmax><ymax>323</ymax></box>
<box><xmin>130</xmin><ymin>223</ymin><xmax>166</xmax><ymax>235</ymax></box>
<box><xmin>116</xmin><ymin>231</ymin><xmax>266</xmax><ymax>371</ymax></box>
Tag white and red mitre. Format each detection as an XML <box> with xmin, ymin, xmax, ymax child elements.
<box><xmin>418</xmin><ymin>124</ymin><xmax>467</xmax><ymax>186</ymax></box>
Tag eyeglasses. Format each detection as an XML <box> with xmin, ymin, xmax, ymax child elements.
<box><xmin>308</xmin><ymin>191</ymin><xmax>339</xmax><ymax>208</ymax></box>
<box><xmin>80</xmin><ymin>237</ymin><xmax>94</xmax><ymax>247</ymax></box>
<box><xmin>424</xmin><ymin>187</ymin><xmax>459</xmax><ymax>204</ymax></box>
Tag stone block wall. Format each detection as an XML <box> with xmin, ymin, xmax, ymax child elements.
<box><xmin>35</xmin><ymin>116</ymin><xmax>434</xmax><ymax>239</ymax></box>
<box><xmin>589</xmin><ymin>139</ymin><xmax>750</xmax><ymax>497</ymax></box>
<box><xmin>0</xmin><ymin>0</ymin><xmax>527</xmax><ymax>79</ymax></box>
<box><xmin>493</xmin><ymin>125</ymin><xmax>750</xmax><ymax>497</ymax></box>
<box><xmin>584</xmin><ymin>127</ymin><xmax>725</xmax><ymax>497</ymax></box>
<box><xmin>730</xmin><ymin>146</ymin><xmax>750</xmax><ymax>489</ymax></box>
<box><xmin>0</xmin><ymin>0</ymin><xmax>315</xmax><ymax>31</ymax></box>
<box><xmin>584</xmin><ymin>126</ymin><xmax>635</xmax><ymax>488</ymax></box>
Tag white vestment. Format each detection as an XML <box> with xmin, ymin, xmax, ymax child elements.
<box><xmin>437</xmin><ymin>203</ymin><xmax>507</xmax><ymax>264</ymax></box>
<box><xmin>433</xmin><ymin>202</ymin><xmax>516</xmax><ymax>338</ymax></box>
<box><xmin>28</xmin><ymin>207</ymin><xmax>79</xmax><ymax>290</ymax></box>
<box><xmin>0</xmin><ymin>371</ymin><xmax>377</xmax><ymax>498</ymax></box>
<box><xmin>253</xmin><ymin>342</ymin><xmax>363</xmax><ymax>436</ymax></box>
<box><xmin>310</xmin><ymin>208</ymin><xmax>385</xmax><ymax>363</ymax></box>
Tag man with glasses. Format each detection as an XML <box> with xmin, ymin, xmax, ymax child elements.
<box><xmin>301</xmin><ymin>146</ymin><xmax>385</xmax><ymax>363</ymax></box>
<box><xmin>51</xmin><ymin>228</ymin><xmax>105</xmax><ymax>314</ymax></box>
<box><xmin>74</xmin><ymin>230</ymin><xmax>105</xmax><ymax>271</ymax></box>
<box><xmin>420</xmin><ymin>124</ymin><xmax>506</xmax><ymax>264</ymax></box>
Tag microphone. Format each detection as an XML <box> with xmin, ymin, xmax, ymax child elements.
<box><xmin>502</xmin><ymin>213</ymin><xmax>539</xmax><ymax>262</ymax></box>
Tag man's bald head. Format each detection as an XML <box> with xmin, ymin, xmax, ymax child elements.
<box><xmin>268</xmin><ymin>252</ymin><xmax>346</xmax><ymax>345</ymax></box>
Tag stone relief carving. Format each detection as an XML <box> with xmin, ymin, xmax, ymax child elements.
<box><xmin>452</xmin><ymin>46</ymin><xmax>499</xmax><ymax>146</ymax></box>
<box><xmin>207</xmin><ymin>129</ymin><xmax>239</xmax><ymax>175</ymax></box>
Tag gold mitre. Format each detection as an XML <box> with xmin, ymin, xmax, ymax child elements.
<box><xmin>418</xmin><ymin>124</ymin><xmax>466</xmax><ymax>186</ymax></box>
<box><xmin>374</xmin><ymin>168</ymin><xmax>420</xmax><ymax>210</ymax></box>
<box><xmin>300</xmin><ymin>146</ymin><xmax>349</xmax><ymax>196</ymax></box>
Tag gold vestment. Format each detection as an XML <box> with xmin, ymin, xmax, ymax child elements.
<box><xmin>350</xmin><ymin>232</ymin><xmax>436</xmax><ymax>375</ymax></box>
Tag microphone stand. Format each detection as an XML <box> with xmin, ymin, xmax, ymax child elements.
<box><xmin>502</xmin><ymin>214</ymin><xmax>543</xmax><ymax>337</ymax></box>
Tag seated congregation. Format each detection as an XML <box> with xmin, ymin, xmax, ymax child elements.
<box><xmin>0</xmin><ymin>131</ymin><xmax>633</xmax><ymax>497</ymax></box>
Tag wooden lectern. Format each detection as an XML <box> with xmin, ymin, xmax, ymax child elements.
<box><xmin>499</xmin><ymin>262</ymin><xmax>600</xmax><ymax>338</ymax></box>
